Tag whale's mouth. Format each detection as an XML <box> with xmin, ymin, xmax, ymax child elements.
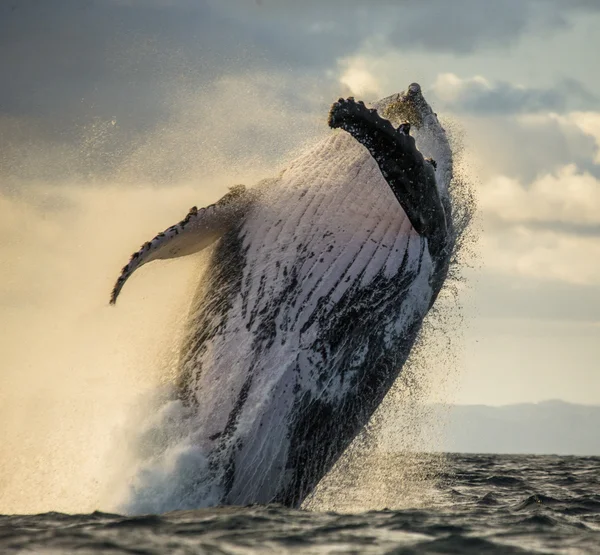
<box><xmin>381</xmin><ymin>83</ymin><xmax>429</xmax><ymax>128</ymax></box>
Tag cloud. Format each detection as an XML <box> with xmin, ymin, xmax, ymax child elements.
<box><xmin>475</xmin><ymin>164</ymin><xmax>600</xmax><ymax>287</ymax></box>
<box><xmin>458</xmin><ymin>110</ymin><xmax>600</xmax><ymax>184</ymax></box>
<box><xmin>481</xmin><ymin>226</ymin><xmax>600</xmax><ymax>286</ymax></box>
<box><xmin>2</xmin><ymin>0</ymin><xmax>598</xmax><ymax>131</ymax></box>
<box><xmin>431</xmin><ymin>73</ymin><xmax>597</xmax><ymax>115</ymax></box>
<box><xmin>550</xmin><ymin>112</ymin><xmax>600</xmax><ymax>164</ymax></box>
<box><xmin>480</xmin><ymin>165</ymin><xmax>600</xmax><ymax>227</ymax></box>
<box><xmin>468</xmin><ymin>273</ymin><xmax>600</xmax><ymax>323</ymax></box>
<box><xmin>383</xmin><ymin>0</ymin><xmax>530</xmax><ymax>54</ymax></box>
<box><xmin>379</xmin><ymin>0</ymin><xmax>599</xmax><ymax>54</ymax></box>
<box><xmin>337</xmin><ymin>57</ymin><xmax>385</xmax><ymax>99</ymax></box>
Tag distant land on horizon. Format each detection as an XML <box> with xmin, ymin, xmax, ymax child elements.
<box><xmin>418</xmin><ymin>400</ymin><xmax>600</xmax><ymax>456</ymax></box>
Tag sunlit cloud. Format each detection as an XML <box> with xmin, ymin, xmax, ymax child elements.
<box><xmin>548</xmin><ymin>112</ymin><xmax>600</xmax><ymax>164</ymax></box>
<box><xmin>480</xmin><ymin>165</ymin><xmax>600</xmax><ymax>227</ymax></box>
<box><xmin>337</xmin><ymin>56</ymin><xmax>384</xmax><ymax>99</ymax></box>
<box><xmin>482</xmin><ymin>226</ymin><xmax>600</xmax><ymax>286</ymax></box>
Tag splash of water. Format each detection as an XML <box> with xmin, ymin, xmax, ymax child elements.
<box><xmin>0</xmin><ymin>71</ymin><xmax>325</xmax><ymax>515</ymax></box>
<box><xmin>0</xmin><ymin>75</ymin><xmax>477</xmax><ymax>515</ymax></box>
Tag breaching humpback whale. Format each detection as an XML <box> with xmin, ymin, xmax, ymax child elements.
<box><xmin>111</xmin><ymin>83</ymin><xmax>455</xmax><ymax>508</ymax></box>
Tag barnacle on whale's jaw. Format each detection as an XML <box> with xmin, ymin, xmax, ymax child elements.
<box><xmin>381</xmin><ymin>82</ymin><xmax>429</xmax><ymax>128</ymax></box>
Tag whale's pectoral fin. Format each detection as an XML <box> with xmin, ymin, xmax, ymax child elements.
<box><xmin>109</xmin><ymin>185</ymin><xmax>251</xmax><ymax>305</ymax></box>
<box><xmin>328</xmin><ymin>97</ymin><xmax>446</xmax><ymax>241</ymax></box>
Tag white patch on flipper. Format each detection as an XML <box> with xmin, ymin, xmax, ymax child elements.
<box><xmin>110</xmin><ymin>186</ymin><xmax>251</xmax><ymax>304</ymax></box>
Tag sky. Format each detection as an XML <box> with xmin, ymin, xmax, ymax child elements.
<box><xmin>1</xmin><ymin>0</ymin><xmax>600</xmax><ymax>513</ymax></box>
<box><xmin>2</xmin><ymin>1</ymin><xmax>600</xmax><ymax>409</ymax></box>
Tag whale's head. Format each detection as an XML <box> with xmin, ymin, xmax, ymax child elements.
<box><xmin>376</xmin><ymin>83</ymin><xmax>453</xmax><ymax>197</ymax></box>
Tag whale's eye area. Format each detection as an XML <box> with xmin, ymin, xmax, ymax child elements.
<box><xmin>398</xmin><ymin>122</ymin><xmax>411</xmax><ymax>135</ymax></box>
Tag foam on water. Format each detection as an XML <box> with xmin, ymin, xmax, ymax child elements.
<box><xmin>3</xmin><ymin>455</ymin><xmax>599</xmax><ymax>554</ymax></box>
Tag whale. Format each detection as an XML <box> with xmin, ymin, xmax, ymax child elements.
<box><xmin>110</xmin><ymin>83</ymin><xmax>456</xmax><ymax>508</ymax></box>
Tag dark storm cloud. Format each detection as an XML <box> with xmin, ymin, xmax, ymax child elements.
<box><xmin>1</xmin><ymin>0</ymin><xmax>598</xmax><ymax>184</ymax></box>
<box><xmin>0</xmin><ymin>0</ymin><xmax>247</xmax><ymax>128</ymax></box>
<box><xmin>431</xmin><ymin>77</ymin><xmax>598</xmax><ymax>115</ymax></box>
<box><xmin>0</xmin><ymin>0</ymin><xmax>340</xmax><ymax>182</ymax></box>
<box><xmin>383</xmin><ymin>0</ymin><xmax>531</xmax><ymax>54</ymax></box>
<box><xmin>2</xmin><ymin>0</ymin><xmax>597</xmax><ymax>126</ymax></box>
<box><xmin>199</xmin><ymin>0</ymin><xmax>600</xmax><ymax>56</ymax></box>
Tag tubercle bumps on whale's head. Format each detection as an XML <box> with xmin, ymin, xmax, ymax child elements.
<box><xmin>377</xmin><ymin>83</ymin><xmax>453</xmax><ymax>197</ymax></box>
<box><xmin>378</xmin><ymin>83</ymin><xmax>431</xmax><ymax>128</ymax></box>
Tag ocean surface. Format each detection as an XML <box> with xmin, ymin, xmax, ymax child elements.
<box><xmin>2</xmin><ymin>453</ymin><xmax>599</xmax><ymax>554</ymax></box>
